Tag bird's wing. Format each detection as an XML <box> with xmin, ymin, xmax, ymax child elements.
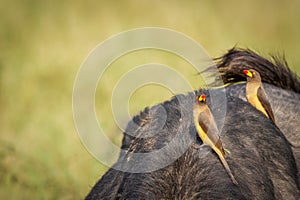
<box><xmin>197</xmin><ymin>108</ymin><xmax>222</xmax><ymax>149</ymax></box>
<box><xmin>257</xmin><ymin>86</ymin><xmax>276</xmax><ymax>123</ymax></box>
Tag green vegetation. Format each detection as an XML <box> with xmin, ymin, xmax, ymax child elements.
<box><xmin>1</xmin><ymin>0</ymin><xmax>300</xmax><ymax>199</ymax></box>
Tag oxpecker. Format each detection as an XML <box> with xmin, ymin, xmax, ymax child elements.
<box><xmin>193</xmin><ymin>94</ymin><xmax>238</xmax><ymax>185</ymax></box>
<box><xmin>243</xmin><ymin>69</ymin><xmax>275</xmax><ymax>123</ymax></box>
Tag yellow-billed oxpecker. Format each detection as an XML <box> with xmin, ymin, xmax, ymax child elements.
<box><xmin>243</xmin><ymin>69</ymin><xmax>275</xmax><ymax>123</ymax></box>
<box><xmin>193</xmin><ymin>94</ymin><xmax>238</xmax><ymax>185</ymax></box>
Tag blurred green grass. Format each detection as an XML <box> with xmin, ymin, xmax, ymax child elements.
<box><xmin>1</xmin><ymin>0</ymin><xmax>300</xmax><ymax>199</ymax></box>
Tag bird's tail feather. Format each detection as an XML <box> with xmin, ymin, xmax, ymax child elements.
<box><xmin>214</xmin><ymin>147</ymin><xmax>238</xmax><ymax>185</ymax></box>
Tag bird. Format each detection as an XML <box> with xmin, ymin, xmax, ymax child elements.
<box><xmin>243</xmin><ymin>69</ymin><xmax>275</xmax><ymax>123</ymax></box>
<box><xmin>193</xmin><ymin>94</ymin><xmax>238</xmax><ymax>185</ymax></box>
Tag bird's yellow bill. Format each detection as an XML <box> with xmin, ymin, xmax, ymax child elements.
<box><xmin>243</xmin><ymin>69</ymin><xmax>253</xmax><ymax>77</ymax></box>
<box><xmin>198</xmin><ymin>94</ymin><xmax>206</xmax><ymax>102</ymax></box>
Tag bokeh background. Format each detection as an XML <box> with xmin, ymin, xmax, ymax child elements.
<box><xmin>1</xmin><ymin>0</ymin><xmax>300</xmax><ymax>199</ymax></box>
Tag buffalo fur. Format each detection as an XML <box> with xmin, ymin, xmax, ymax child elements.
<box><xmin>204</xmin><ymin>47</ymin><xmax>300</xmax><ymax>93</ymax></box>
<box><xmin>86</xmin><ymin>48</ymin><xmax>300</xmax><ymax>199</ymax></box>
<box><xmin>86</xmin><ymin>94</ymin><xmax>299</xmax><ymax>199</ymax></box>
<box><xmin>203</xmin><ymin>47</ymin><xmax>300</xmax><ymax>182</ymax></box>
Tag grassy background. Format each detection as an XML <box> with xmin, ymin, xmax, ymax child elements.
<box><xmin>1</xmin><ymin>0</ymin><xmax>300</xmax><ymax>199</ymax></box>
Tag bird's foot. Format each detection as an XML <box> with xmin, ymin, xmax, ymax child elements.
<box><xmin>192</xmin><ymin>142</ymin><xmax>201</xmax><ymax>149</ymax></box>
<box><xmin>192</xmin><ymin>142</ymin><xmax>206</xmax><ymax>150</ymax></box>
<box><xmin>224</xmin><ymin>148</ymin><xmax>231</xmax><ymax>155</ymax></box>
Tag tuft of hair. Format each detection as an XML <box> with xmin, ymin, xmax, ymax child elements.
<box><xmin>203</xmin><ymin>47</ymin><xmax>300</xmax><ymax>93</ymax></box>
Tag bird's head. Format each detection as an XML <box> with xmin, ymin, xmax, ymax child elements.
<box><xmin>197</xmin><ymin>94</ymin><xmax>206</xmax><ymax>104</ymax></box>
<box><xmin>243</xmin><ymin>69</ymin><xmax>261</xmax><ymax>81</ymax></box>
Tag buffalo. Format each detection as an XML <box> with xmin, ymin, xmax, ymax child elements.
<box><xmin>86</xmin><ymin>48</ymin><xmax>300</xmax><ymax>199</ymax></box>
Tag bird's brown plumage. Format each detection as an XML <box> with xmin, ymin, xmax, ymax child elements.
<box><xmin>244</xmin><ymin>69</ymin><xmax>276</xmax><ymax>123</ymax></box>
<box><xmin>193</xmin><ymin>94</ymin><xmax>238</xmax><ymax>185</ymax></box>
